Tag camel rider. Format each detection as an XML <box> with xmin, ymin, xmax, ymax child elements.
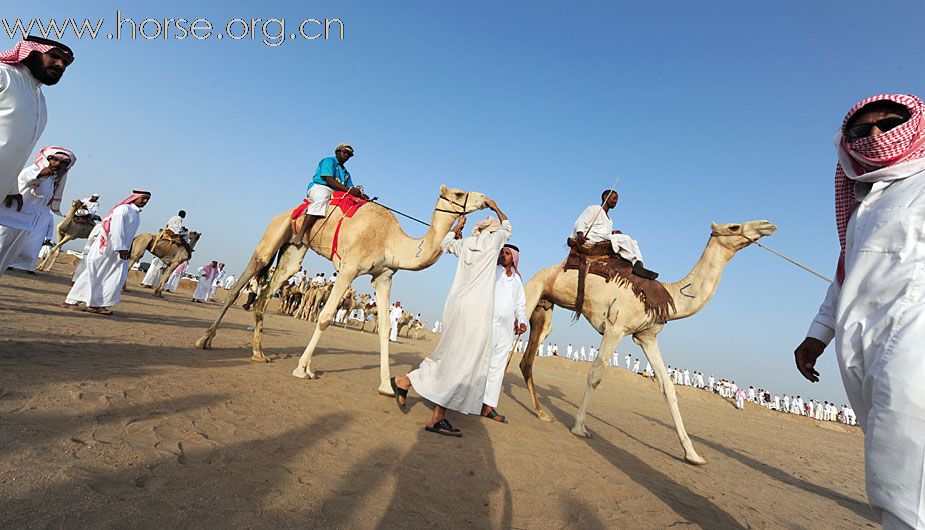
<box><xmin>76</xmin><ymin>193</ymin><xmax>101</xmax><ymax>221</ymax></box>
<box><xmin>572</xmin><ymin>189</ymin><xmax>658</xmax><ymax>280</ymax></box>
<box><xmin>291</xmin><ymin>143</ymin><xmax>369</xmax><ymax>244</ymax></box>
<box><xmin>164</xmin><ymin>210</ymin><xmax>190</xmax><ymax>243</ymax></box>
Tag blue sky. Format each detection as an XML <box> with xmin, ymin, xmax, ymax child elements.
<box><xmin>7</xmin><ymin>0</ymin><xmax>925</xmax><ymax>404</ymax></box>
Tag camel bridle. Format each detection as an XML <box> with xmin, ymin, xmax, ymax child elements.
<box><xmin>435</xmin><ymin>192</ymin><xmax>470</xmax><ymax>216</ymax></box>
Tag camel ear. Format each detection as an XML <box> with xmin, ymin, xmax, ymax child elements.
<box><xmin>440</xmin><ymin>184</ymin><xmax>448</xmax><ymax>195</ymax></box>
<box><xmin>711</xmin><ymin>222</ymin><xmax>720</xmax><ymax>232</ymax></box>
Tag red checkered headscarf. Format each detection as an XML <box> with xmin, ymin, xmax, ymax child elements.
<box><xmin>0</xmin><ymin>37</ymin><xmax>72</xmax><ymax>64</ymax></box>
<box><xmin>834</xmin><ymin>94</ymin><xmax>925</xmax><ymax>283</ymax></box>
<box><xmin>30</xmin><ymin>146</ymin><xmax>76</xmax><ymax>215</ymax></box>
<box><xmin>98</xmin><ymin>190</ymin><xmax>150</xmax><ymax>253</ymax></box>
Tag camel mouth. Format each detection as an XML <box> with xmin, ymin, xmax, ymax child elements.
<box><xmin>754</xmin><ymin>221</ymin><xmax>778</xmax><ymax>237</ymax></box>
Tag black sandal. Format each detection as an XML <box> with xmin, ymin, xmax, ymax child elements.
<box><xmin>390</xmin><ymin>377</ymin><xmax>408</xmax><ymax>412</ymax></box>
<box><xmin>425</xmin><ymin>419</ymin><xmax>462</xmax><ymax>437</ymax></box>
<box><xmin>482</xmin><ymin>409</ymin><xmax>508</xmax><ymax>423</ymax></box>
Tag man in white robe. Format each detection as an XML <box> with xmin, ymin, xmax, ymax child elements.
<box><xmin>141</xmin><ymin>256</ymin><xmax>166</xmax><ymax>288</ymax></box>
<box><xmin>389</xmin><ymin>301</ymin><xmax>403</xmax><ymax>342</ymax></box>
<box><xmin>192</xmin><ymin>260</ymin><xmax>219</xmax><ymax>302</ymax></box>
<box><xmin>165</xmin><ymin>210</ymin><xmax>185</xmax><ymax>233</ymax></box>
<box><xmin>391</xmin><ymin>201</ymin><xmax>511</xmax><ymax>436</ymax></box>
<box><xmin>566</xmin><ymin>344</ymin><xmax>574</xmax><ymax>359</ymax></box>
<box><xmin>633</xmin><ymin>358</ymin><xmax>640</xmax><ymax>373</ymax></box>
<box><xmin>793</xmin><ymin>94</ymin><xmax>925</xmax><ymax>528</ymax></box>
<box><xmin>76</xmin><ymin>194</ymin><xmax>100</xmax><ymax>219</ymax></box>
<box><xmin>64</xmin><ymin>190</ymin><xmax>150</xmax><ymax>313</ymax></box>
<box><xmin>0</xmin><ymin>147</ymin><xmax>75</xmax><ymax>276</ymax></box>
<box><xmin>209</xmin><ymin>262</ymin><xmax>226</xmax><ymax>301</ymax></box>
<box><xmin>223</xmin><ymin>274</ymin><xmax>235</xmax><ymax>290</ymax></box>
<box><xmin>683</xmin><ymin>369</ymin><xmax>691</xmax><ymax>386</ymax></box>
<box><xmin>164</xmin><ymin>260</ymin><xmax>188</xmax><ymax>293</ymax></box>
<box><xmin>9</xmin><ymin>206</ymin><xmax>54</xmax><ymax>272</ymax></box>
<box><xmin>572</xmin><ymin>189</ymin><xmax>657</xmax><ymax>280</ymax></box>
<box><xmin>481</xmin><ymin>243</ymin><xmax>527</xmax><ymax>423</ymax></box>
<box><xmin>0</xmin><ymin>38</ymin><xmax>73</xmax><ymax>232</ymax></box>
<box><xmin>625</xmin><ymin>353</ymin><xmax>632</xmax><ymax>370</ymax></box>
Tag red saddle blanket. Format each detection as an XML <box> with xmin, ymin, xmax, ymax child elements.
<box><xmin>291</xmin><ymin>191</ymin><xmax>368</xmax><ymax>220</ymax></box>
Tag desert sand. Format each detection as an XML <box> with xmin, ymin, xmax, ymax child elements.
<box><xmin>0</xmin><ymin>259</ymin><xmax>873</xmax><ymax>529</ymax></box>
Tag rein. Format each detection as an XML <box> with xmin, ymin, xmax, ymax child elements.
<box><xmin>713</xmin><ymin>231</ymin><xmax>833</xmax><ymax>284</ymax></box>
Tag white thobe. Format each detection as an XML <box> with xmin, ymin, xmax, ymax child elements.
<box><xmin>567</xmin><ymin>345</ymin><xmax>574</xmax><ymax>358</ymax></box>
<box><xmin>0</xmin><ymin>64</ymin><xmax>47</xmax><ymax>198</ymax></box>
<box><xmin>209</xmin><ymin>269</ymin><xmax>226</xmax><ymax>299</ymax></box>
<box><xmin>164</xmin><ymin>261</ymin><xmax>188</xmax><ymax>292</ymax></box>
<box><xmin>10</xmin><ymin>208</ymin><xmax>53</xmax><ymax>271</ymax></box>
<box><xmin>805</xmin><ymin>164</ymin><xmax>925</xmax><ymax>527</ymax></box>
<box><xmin>193</xmin><ymin>267</ymin><xmax>219</xmax><ymax>301</ymax></box>
<box><xmin>141</xmin><ymin>256</ymin><xmax>166</xmax><ymax>287</ymax></box>
<box><xmin>683</xmin><ymin>370</ymin><xmax>691</xmax><ymax>386</ymax></box>
<box><xmin>66</xmin><ymin>204</ymin><xmax>141</xmax><ymax>307</ymax></box>
<box><xmin>483</xmin><ymin>266</ymin><xmax>527</xmax><ymax>408</ymax></box>
<box><xmin>165</xmin><ymin>215</ymin><xmax>183</xmax><ymax>233</ymax></box>
<box><xmin>625</xmin><ymin>354</ymin><xmax>632</xmax><ymax>370</ymax></box>
<box><xmin>633</xmin><ymin>359</ymin><xmax>640</xmax><ymax>373</ymax></box>
<box><xmin>408</xmin><ymin>220</ymin><xmax>512</xmax><ymax>414</ymax></box>
<box><xmin>571</xmin><ymin>204</ymin><xmax>644</xmax><ymax>264</ymax></box>
<box><xmin>77</xmin><ymin>198</ymin><xmax>99</xmax><ymax>217</ymax></box>
<box><xmin>389</xmin><ymin>305</ymin><xmax>403</xmax><ymax>341</ymax></box>
<box><xmin>0</xmin><ymin>166</ymin><xmax>55</xmax><ymax>275</ymax></box>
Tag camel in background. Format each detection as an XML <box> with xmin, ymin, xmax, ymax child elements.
<box><xmin>127</xmin><ymin>231</ymin><xmax>201</xmax><ymax>297</ymax></box>
<box><xmin>39</xmin><ymin>200</ymin><xmax>96</xmax><ymax>271</ymax></box>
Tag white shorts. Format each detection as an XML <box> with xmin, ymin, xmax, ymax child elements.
<box><xmin>306</xmin><ymin>185</ymin><xmax>334</xmax><ymax>216</ymax></box>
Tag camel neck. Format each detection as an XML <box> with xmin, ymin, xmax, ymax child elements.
<box><xmin>664</xmin><ymin>236</ymin><xmax>735</xmax><ymax>320</ymax></box>
<box><xmin>388</xmin><ymin>206</ymin><xmax>458</xmax><ymax>271</ymax></box>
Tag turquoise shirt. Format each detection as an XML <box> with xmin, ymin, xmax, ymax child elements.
<box><xmin>308</xmin><ymin>156</ymin><xmax>353</xmax><ymax>192</ymax></box>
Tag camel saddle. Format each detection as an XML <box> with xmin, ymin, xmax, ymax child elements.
<box><xmin>290</xmin><ymin>192</ymin><xmax>370</xmax><ymax>260</ymax></box>
<box><xmin>564</xmin><ymin>237</ymin><xmax>675</xmax><ymax>323</ymax></box>
<box><xmin>155</xmin><ymin>229</ymin><xmax>193</xmax><ymax>254</ymax></box>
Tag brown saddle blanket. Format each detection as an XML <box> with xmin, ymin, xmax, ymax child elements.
<box><xmin>155</xmin><ymin>229</ymin><xmax>193</xmax><ymax>254</ymax></box>
<box><xmin>564</xmin><ymin>238</ymin><xmax>675</xmax><ymax>323</ymax></box>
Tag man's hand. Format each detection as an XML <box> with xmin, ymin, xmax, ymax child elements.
<box><xmin>38</xmin><ymin>166</ymin><xmax>56</xmax><ymax>177</ymax></box>
<box><xmin>4</xmin><ymin>194</ymin><xmax>23</xmax><ymax>212</ymax></box>
<box><xmin>515</xmin><ymin>323</ymin><xmax>527</xmax><ymax>335</ymax></box>
<box><xmin>576</xmin><ymin>231</ymin><xmax>587</xmax><ymax>245</ymax></box>
<box><xmin>118</xmin><ymin>250</ymin><xmax>130</xmax><ymax>260</ymax></box>
<box><xmin>794</xmin><ymin>337</ymin><xmax>825</xmax><ymax>382</ymax></box>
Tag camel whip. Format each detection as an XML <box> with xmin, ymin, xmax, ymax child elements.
<box><xmin>504</xmin><ymin>330</ymin><xmax>525</xmax><ymax>373</ymax></box>
<box><xmin>585</xmin><ymin>176</ymin><xmax>621</xmax><ymax>233</ymax></box>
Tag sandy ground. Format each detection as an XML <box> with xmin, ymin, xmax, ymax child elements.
<box><xmin>0</xmin><ymin>260</ymin><xmax>874</xmax><ymax>529</ymax></box>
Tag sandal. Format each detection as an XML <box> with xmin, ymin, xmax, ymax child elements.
<box><xmin>59</xmin><ymin>302</ymin><xmax>80</xmax><ymax>310</ymax></box>
<box><xmin>482</xmin><ymin>409</ymin><xmax>508</xmax><ymax>423</ymax></box>
<box><xmin>425</xmin><ymin>418</ymin><xmax>462</xmax><ymax>437</ymax></box>
<box><xmin>390</xmin><ymin>377</ymin><xmax>408</xmax><ymax>412</ymax></box>
<box><xmin>83</xmin><ymin>307</ymin><xmax>113</xmax><ymax>315</ymax></box>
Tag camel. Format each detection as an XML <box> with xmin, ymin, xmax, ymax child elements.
<box><xmin>344</xmin><ymin>293</ymin><xmax>373</xmax><ymax>328</ymax></box>
<box><xmin>126</xmin><ymin>231</ymin><xmax>202</xmax><ymax>297</ymax></box>
<box><xmin>360</xmin><ymin>301</ymin><xmax>377</xmax><ymax>332</ymax></box>
<box><xmin>332</xmin><ymin>288</ymin><xmax>356</xmax><ymax>325</ymax></box>
<box><xmin>305</xmin><ymin>282</ymin><xmax>334</xmax><ymax>322</ymax></box>
<box><xmin>195</xmin><ymin>185</ymin><xmax>487</xmax><ymax>395</ymax></box>
<box><xmin>407</xmin><ymin>319</ymin><xmax>425</xmax><ymax>340</ymax></box>
<box><xmin>518</xmin><ymin>220</ymin><xmax>777</xmax><ymax>465</ymax></box>
<box><xmin>39</xmin><ymin>199</ymin><xmax>97</xmax><ymax>271</ymax></box>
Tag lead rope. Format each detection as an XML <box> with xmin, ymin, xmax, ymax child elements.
<box><xmin>739</xmin><ymin>234</ymin><xmax>832</xmax><ymax>283</ymax></box>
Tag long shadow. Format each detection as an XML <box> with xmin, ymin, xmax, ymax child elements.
<box><xmin>540</xmin><ymin>398</ymin><xmax>746</xmax><ymax>528</ymax></box>
<box><xmin>0</xmin><ymin>413</ymin><xmax>349</xmax><ymax>527</ymax></box>
<box><xmin>372</xmin><ymin>403</ymin><xmax>513</xmax><ymax>528</ymax></box>
<box><xmin>0</xmin><ymin>393</ymin><xmax>230</xmax><ymax>459</ymax></box>
<box><xmin>559</xmin><ymin>492</ymin><xmax>608</xmax><ymax>529</ymax></box>
<box><xmin>638</xmin><ymin>413</ymin><xmax>876</xmax><ymax>522</ymax></box>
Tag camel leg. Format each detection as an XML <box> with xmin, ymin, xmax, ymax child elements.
<box><xmin>39</xmin><ymin>235</ymin><xmax>73</xmax><ymax>271</ymax></box>
<box><xmin>633</xmin><ymin>329</ymin><xmax>707</xmax><ymax>465</ymax></box>
<box><xmin>368</xmin><ymin>271</ymin><xmax>396</xmax><ymax>395</ymax></box>
<box><xmin>292</xmin><ymin>267</ymin><xmax>359</xmax><ymax>380</ymax></box>
<box><xmin>252</xmin><ymin>244</ymin><xmax>308</xmax><ymax>362</ymax></box>
<box><xmin>154</xmin><ymin>261</ymin><xmax>179</xmax><ymax>297</ymax></box>
<box><xmin>521</xmin><ymin>302</ymin><xmax>555</xmax><ymax>422</ymax></box>
<box><xmin>572</xmin><ymin>327</ymin><xmax>626</xmax><ymax>438</ymax></box>
<box><xmin>195</xmin><ymin>252</ymin><xmax>270</xmax><ymax>350</ymax></box>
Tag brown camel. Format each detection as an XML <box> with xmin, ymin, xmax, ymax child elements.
<box><xmin>518</xmin><ymin>220</ymin><xmax>777</xmax><ymax>465</ymax></box>
<box><xmin>126</xmin><ymin>231</ymin><xmax>201</xmax><ymax>297</ymax></box>
<box><xmin>39</xmin><ymin>199</ymin><xmax>96</xmax><ymax>271</ymax></box>
<box><xmin>195</xmin><ymin>185</ymin><xmax>487</xmax><ymax>395</ymax></box>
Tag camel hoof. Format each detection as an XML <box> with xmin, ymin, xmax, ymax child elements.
<box><xmin>250</xmin><ymin>354</ymin><xmax>271</xmax><ymax>363</ymax></box>
<box><xmin>537</xmin><ymin>410</ymin><xmax>554</xmax><ymax>423</ymax></box>
<box><xmin>685</xmin><ymin>454</ymin><xmax>708</xmax><ymax>466</ymax></box>
<box><xmin>377</xmin><ymin>381</ymin><xmax>395</xmax><ymax>397</ymax></box>
<box><xmin>292</xmin><ymin>366</ymin><xmax>316</xmax><ymax>379</ymax></box>
<box><xmin>194</xmin><ymin>336</ymin><xmax>212</xmax><ymax>349</ymax></box>
<box><xmin>571</xmin><ymin>425</ymin><xmax>591</xmax><ymax>438</ymax></box>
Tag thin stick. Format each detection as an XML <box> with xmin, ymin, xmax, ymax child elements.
<box><xmin>753</xmin><ymin>241</ymin><xmax>832</xmax><ymax>283</ymax></box>
<box><xmin>504</xmin><ymin>332</ymin><xmax>524</xmax><ymax>373</ymax></box>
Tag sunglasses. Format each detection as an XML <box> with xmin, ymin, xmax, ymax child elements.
<box><xmin>846</xmin><ymin>116</ymin><xmax>908</xmax><ymax>140</ymax></box>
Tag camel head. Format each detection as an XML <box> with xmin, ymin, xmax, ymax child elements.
<box><xmin>438</xmin><ymin>184</ymin><xmax>488</xmax><ymax>216</ymax></box>
<box><xmin>710</xmin><ymin>220</ymin><xmax>777</xmax><ymax>252</ymax></box>
<box><xmin>187</xmin><ymin>231</ymin><xmax>202</xmax><ymax>248</ymax></box>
